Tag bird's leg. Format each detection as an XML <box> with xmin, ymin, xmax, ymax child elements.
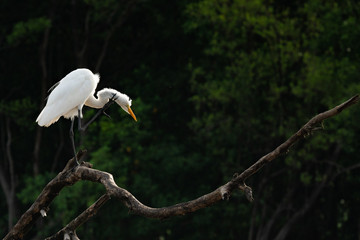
<box><xmin>77</xmin><ymin>109</ymin><xmax>82</xmax><ymax>129</ymax></box>
<box><xmin>79</xmin><ymin>94</ymin><xmax>117</xmax><ymax>131</ymax></box>
<box><xmin>70</xmin><ymin>118</ymin><xmax>80</xmax><ymax>165</ymax></box>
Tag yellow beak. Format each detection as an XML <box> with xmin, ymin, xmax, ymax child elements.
<box><xmin>127</xmin><ymin>106</ymin><xmax>137</xmax><ymax>121</ymax></box>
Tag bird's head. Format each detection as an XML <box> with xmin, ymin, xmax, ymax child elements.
<box><xmin>115</xmin><ymin>93</ymin><xmax>137</xmax><ymax>122</ymax></box>
<box><xmin>98</xmin><ymin>88</ymin><xmax>137</xmax><ymax>121</ymax></box>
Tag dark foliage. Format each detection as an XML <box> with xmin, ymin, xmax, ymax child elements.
<box><xmin>1</xmin><ymin>0</ymin><xmax>360</xmax><ymax>239</ymax></box>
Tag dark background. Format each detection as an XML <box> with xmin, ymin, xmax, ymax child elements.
<box><xmin>1</xmin><ymin>0</ymin><xmax>360</xmax><ymax>239</ymax></box>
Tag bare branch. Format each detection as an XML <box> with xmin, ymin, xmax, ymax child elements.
<box><xmin>45</xmin><ymin>194</ymin><xmax>110</xmax><ymax>240</ymax></box>
<box><xmin>225</xmin><ymin>95</ymin><xmax>360</xmax><ymax>193</ymax></box>
<box><xmin>3</xmin><ymin>151</ymin><xmax>87</xmax><ymax>240</ymax></box>
<box><xmin>4</xmin><ymin>95</ymin><xmax>359</xmax><ymax>240</ymax></box>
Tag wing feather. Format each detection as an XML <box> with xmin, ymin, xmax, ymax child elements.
<box><xmin>36</xmin><ymin>69</ymin><xmax>98</xmax><ymax>127</ymax></box>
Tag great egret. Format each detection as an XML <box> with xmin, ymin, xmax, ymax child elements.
<box><xmin>36</xmin><ymin>68</ymin><xmax>137</xmax><ymax>164</ymax></box>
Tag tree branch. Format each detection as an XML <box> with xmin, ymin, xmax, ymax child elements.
<box><xmin>45</xmin><ymin>194</ymin><xmax>110</xmax><ymax>240</ymax></box>
<box><xmin>224</xmin><ymin>95</ymin><xmax>360</xmax><ymax>194</ymax></box>
<box><xmin>4</xmin><ymin>95</ymin><xmax>359</xmax><ymax>240</ymax></box>
<box><xmin>3</xmin><ymin>151</ymin><xmax>88</xmax><ymax>240</ymax></box>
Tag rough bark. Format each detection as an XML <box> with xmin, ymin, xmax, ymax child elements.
<box><xmin>227</xmin><ymin>95</ymin><xmax>359</xmax><ymax>190</ymax></box>
<box><xmin>3</xmin><ymin>95</ymin><xmax>359</xmax><ymax>240</ymax></box>
<box><xmin>45</xmin><ymin>194</ymin><xmax>110</xmax><ymax>240</ymax></box>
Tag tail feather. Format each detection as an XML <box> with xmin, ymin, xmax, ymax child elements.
<box><xmin>36</xmin><ymin>107</ymin><xmax>61</xmax><ymax>127</ymax></box>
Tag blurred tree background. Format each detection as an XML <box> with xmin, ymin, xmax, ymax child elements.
<box><xmin>1</xmin><ymin>0</ymin><xmax>360</xmax><ymax>239</ymax></box>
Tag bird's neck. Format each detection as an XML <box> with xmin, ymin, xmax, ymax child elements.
<box><xmin>84</xmin><ymin>95</ymin><xmax>108</xmax><ymax>109</ymax></box>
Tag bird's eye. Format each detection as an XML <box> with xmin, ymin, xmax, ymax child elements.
<box><xmin>128</xmin><ymin>97</ymin><xmax>132</xmax><ymax>101</ymax></box>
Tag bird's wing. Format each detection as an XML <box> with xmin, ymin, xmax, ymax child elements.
<box><xmin>36</xmin><ymin>71</ymin><xmax>97</xmax><ymax>126</ymax></box>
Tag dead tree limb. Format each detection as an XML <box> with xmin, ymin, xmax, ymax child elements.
<box><xmin>45</xmin><ymin>194</ymin><xmax>110</xmax><ymax>240</ymax></box>
<box><xmin>222</xmin><ymin>94</ymin><xmax>360</xmax><ymax>195</ymax></box>
<box><xmin>3</xmin><ymin>95</ymin><xmax>359</xmax><ymax>240</ymax></box>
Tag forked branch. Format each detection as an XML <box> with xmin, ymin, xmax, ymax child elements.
<box><xmin>4</xmin><ymin>95</ymin><xmax>359</xmax><ymax>240</ymax></box>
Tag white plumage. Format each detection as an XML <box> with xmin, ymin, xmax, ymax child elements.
<box><xmin>36</xmin><ymin>68</ymin><xmax>137</xmax><ymax>127</ymax></box>
<box><xmin>36</xmin><ymin>68</ymin><xmax>137</xmax><ymax>164</ymax></box>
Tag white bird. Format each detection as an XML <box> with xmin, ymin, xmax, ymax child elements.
<box><xmin>36</xmin><ymin>68</ymin><xmax>137</xmax><ymax>164</ymax></box>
